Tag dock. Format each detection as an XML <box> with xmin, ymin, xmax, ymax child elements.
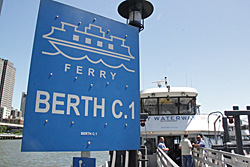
<box><xmin>0</xmin><ymin>133</ymin><xmax>22</xmax><ymax>140</ymax></box>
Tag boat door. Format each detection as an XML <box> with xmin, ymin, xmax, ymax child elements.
<box><xmin>159</xmin><ymin>136</ymin><xmax>182</xmax><ymax>166</ymax></box>
<box><xmin>163</xmin><ymin>136</ymin><xmax>181</xmax><ymax>151</ymax></box>
<box><xmin>142</xmin><ymin>136</ymin><xmax>157</xmax><ymax>155</ymax></box>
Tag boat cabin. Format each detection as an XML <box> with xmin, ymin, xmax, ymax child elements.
<box><xmin>141</xmin><ymin>87</ymin><xmax>199</xmax><ymax>115</ymax></box>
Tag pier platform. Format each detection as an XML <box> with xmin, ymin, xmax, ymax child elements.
<box><xmin>0</xmin><ymin>134</ymin><xmax>22</xmax><ymax>140</ymax></box>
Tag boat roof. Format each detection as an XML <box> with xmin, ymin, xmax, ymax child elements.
<box><xmin>140</xmin><ymin>87</ymin><xmax>198</xmax><ymax>98</ymax></box>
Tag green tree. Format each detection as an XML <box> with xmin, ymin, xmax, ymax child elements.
<box><xmin>14</xmin><ymin>130</ymin><xmax>21</xmax><ymax>135</ymax></box>
<box><xmin>0</xmin><ymin>125</ymin><xmax>7</xmax><ymax>133</ymax></box>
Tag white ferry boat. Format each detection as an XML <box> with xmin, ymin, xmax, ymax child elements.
<box><xmin>140</xmin><ymin>78</ymin><xmax>224</xmax><ymax>166</ymax></box>
<box><xmin>228</xmin><ymin>123</ymin><xmax>250</xmax><ymax>144</ymax></box>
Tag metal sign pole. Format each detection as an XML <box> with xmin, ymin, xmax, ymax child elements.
<box><xmin>234</xmin><ymin>115</ymin><xmax>244</xmax><ymax>155</ymax></box>
<box><xmin>81</xmin><ymin>151</ymin><xmax>90</xmax><ymax>158</ymax></box>
<box><xmin>248</xmin><ymin>115</ymin><xmax>250</xmax><ymax>136</ymax></box>
<box><xmin>128</xmin><ymin>150</ymin><xmax>138</xmax><ymax>167</ymax></box>
<box><xmin>247</xmin><ymin>106</ymin><xmax>250</xmax><ymax>135</ymax></box>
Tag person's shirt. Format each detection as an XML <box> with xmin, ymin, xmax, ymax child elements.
<box><xmin>158</xmin><ymin>142</ymin><xmax>168</xmax><ymax>153</ymax></box>
<box><xmin>197</xmin><ymin>139</ymin><xmax>206</xmax><ymax>147</ymax></box>
<box><xmin>179</xmin><ymin>138</ymin><xmax>192</xmax><ymax>155</ymax></box>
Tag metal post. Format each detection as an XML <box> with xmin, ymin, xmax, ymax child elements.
<box><xmin>222</xmin><ymin>117</ymin><xmax>230</xmax><ymax>143</ymax></box>
<box><xmin>128</xmin><ymin>150</ymin><xmax>138</xmax><ymax>167</ymax></box>
<box><xmin>110</xmin><ymin>151</ymin><xmax>125</xmax><ymax>167</ymax></box>
<box><xmin>81</xmin><ymin>151</ymin><xmax>90</xmax><ymax>158</ymax></box>
<box><xmin>247</xmin><ymin>106</ymin><xmax>250</xmax><ymax>134</ymax></box>
<box><xmin>111</xmin><ymin>151</ymin><xmax>117</xmax><ymax>167</ymax></box>
<box><xmin>214</xmin><ymin>116</ymin><xmax>220</xmax><ymax>144</ymax></box>
<box><xmin>234</xmin><ymin>115</ymin><xmax>244</xmax><ymax>155</ymax></box>
<box><xmin>248</xmin><ymin>115</ymin><xmax>250</xmax><ymax>136</ymax></box>
<box><xmin>124</xmin><ymin>151</ymin><xmax>129</xmax><ymax>167</ymax></box>
<box><xmin>115</xmin><ymin>151</ymin><xmax>122</xmax><ymax>167</ymax></box>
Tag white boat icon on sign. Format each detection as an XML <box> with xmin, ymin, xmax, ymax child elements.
<box><xmin>42</xmin><ymin>21</ymin><xmax>135</xmax><ymax>73</ymax></box>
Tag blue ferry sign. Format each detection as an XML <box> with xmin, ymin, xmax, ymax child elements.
<box><xmin>22</xmin><ymin>0</ymin><xmax>140</xmax><ymax>151</ymax></box>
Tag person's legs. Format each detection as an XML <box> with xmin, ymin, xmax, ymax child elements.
<box><xmin>182</xmin><ymin>155</ymin><xmax>188</xmax><ymax>167</ymax></box>
<box><xmin>187</xmin><ymin>155</ymin><xmax>194</xmax><ymax>167</ymax></box>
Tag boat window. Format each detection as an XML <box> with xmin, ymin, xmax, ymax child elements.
<box><xmin>159</xmin><ymin>97</ymin><xmax>178</xmax><ymax>115</ymax></box>
<box><xmin>229</xmin><ymin>136</ymin><xmax>235</xmax><ymax>141</ymax></box>
<box><xmin>241</xmin><ymin>125</ymin><xmax>249</xmax><ymax>130</ymax></box>
<box><xmin>85</xmin><ymin>38</ymin><xmax>91</xmax><ymax>44</ymax></box>
<box><xmin>141</xmin><ymin>96</ymin><xmax>196</xmax><ymax>115</ymax></box>
<box><xmin>196</xmin><ymin>106</ymin><xmax>200</xmax><ymax>114</ymax></box>
<box><xmin>179</xmin><ymin>97</ymin><xmax>195</xmax><ymax>115</ymax></box>
<box><xmin>228</xmin><ymin>135</ymin><xmax>250</xmax><ymax>141</ymax></box>
<box><xmin>73</xmin><ymin>35</ymin><xmax>79</xmax><ymax>41</ymax></box>
<box><xmin>97</xmin><ymin>41</ymin><xmax>103</xmax><ymax>47</ymax></box>
<box><xmin>108</xmin><ymin>44</ymin><xmax>114</xmax><ymax>50</ymax></box>
<box><xmin>141</xmin><ymin>98</ymin><xmax>158</xmax><ymax>115</ymax></box>
<box><xmin>243</xmin><ymin>136</ymin><xmax>250</xmax><ymax>141</ymax></box>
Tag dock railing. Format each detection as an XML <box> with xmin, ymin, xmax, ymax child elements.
<box><xmin>193</xmin><ymin>146</ymin><xmax>250</xmax><ymax>167</ymax></box>
<box><xmin>157</xmin><ymin>147</ymin><xmax>179</xmax><ymax>167</ymax></box>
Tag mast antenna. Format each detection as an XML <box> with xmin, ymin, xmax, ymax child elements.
<box><xmin>152</xmin><ymin>77</ymin><xmax>170</xmax><ymax>91</ymax></box>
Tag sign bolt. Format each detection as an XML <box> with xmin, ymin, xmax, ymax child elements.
<box><xmin>75</xmin><ymin>77</ymin><xmax>77</xmax><ymax>80</ymax></box>
<box><xmin>93</xmin><ymin>18</ymin><xmax>96</xmax><ymax>22</ymax></box>
<box><xmin>50</xmin><ymin>73</ymin><xmax>53</xmax><ymax>76</ymax></box>
<box><xmin>45</xmin><ymin>119</ymin><xmax>48</xmax><ymax>123</ymax></box>
<box><xmin>55</xmin><ymin>15</ymin><xmax>59</xmax><ymax>19</ymax></box>
<box><xmin>125</xmin><ymin>124</ymin><xmax>128</xmax><ymax>127</ymax></box>
<box><xmin>90</xmin><ymin>84</ymin><xmax>93</xmax><ymax>87</ymax></box>
<box><xmin>125</xmin><ymin>35</ymin><xmax>127</xmax><ymax>38</ymax></box>
<box><xmin>78</xmin><ymin>21</ymin><xmax>81</xmax><ymax>26</ymax></box>
<box><xmin>72</xmin><ymin>121</ymin><xmax>74</xmax><ymax>124</ymax></box>
<box><xmin>105</xmin><ymin>123</ymin><xmax>108</xmax><ymax>126</ymax></box>
<box><xmin>126</xmin><ymin>85</ymin><xmax>128</xmax><ymax>88</ymax></box>
<box><xmin>107</xmin><ymin>82</ymin><xmax>109</xmax><ymax>85</ymax></box>
<box><xmin>88</xmin><ymin>141</ymin><xmax>91</xmax><ymax>145</ymax></box>
<box><xmin>107</xmin><ymin>30</ymin><xmax>110</xmax><ymax>34</ymax></box>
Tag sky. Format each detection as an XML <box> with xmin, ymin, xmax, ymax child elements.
<box><xmin>1</xmin><ymin>0</ymin><xmax>250</xmax><ymax>114</ymax></box>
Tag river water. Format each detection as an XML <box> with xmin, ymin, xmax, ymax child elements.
<box><xmin>0</xmin><ymin>140</ymin><xmax>109</xmax><ymax>167</ymax></box>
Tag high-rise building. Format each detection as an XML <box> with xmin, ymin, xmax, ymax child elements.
<box><xmin>20</xmin><ymin>92</ymin><xmax>27</xmax><ymax>117</ymax></box>
<box><xmin>10</xmin><ymin>108</ymin><xmax>23</xmax><ymax>124</ymax></box>
<box><xmin>0</xmin><ymin>59</ymin><xmax>16</xmax><ymax>119</ymax></box>
<box><xmin>0</xmin><ymin>106</ymin><xmax>7</xmax><ymax>120</ymax></box>
<box><xmin>0</xmin><ymin>0</ymin><xmax>3</xmax><ymax>16</ymax></box>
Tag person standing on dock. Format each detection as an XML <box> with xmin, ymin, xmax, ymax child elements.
<box><xmin>158</xmin><ymin>137</ymin><xmax>169</xmax><ymax>153</ymax></box>
<box><xmin>179</xmin><ymin>134</ymin><xmax>193</xmax><ymax>167</ymax></box>
<box><xmin>193</xmin><ymin>135</ymin><xmax>206</xmax><ymax>148</ymax></box>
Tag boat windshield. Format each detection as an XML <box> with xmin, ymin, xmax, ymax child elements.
<box><xmin>141</xmin><ymin>96</ymin><xmax>196</xmax><ymax>115</ymax></box>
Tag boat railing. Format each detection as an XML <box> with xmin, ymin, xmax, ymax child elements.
<box><xmin>157</xmin><ymin>147</ymin><xmax>179</xmax><ymax>167</ymax></box>
<box><xmin>109</xmin><ymin>150</ymin><xmax>129</xmax><ymax>167</ymax></box>
<box><xmin>193</xmin><ymin>146</ymin><xmax>250</xmax><ymax>167</ymax></box>
<box><xmin>102</xmin><ymin>146</ymin><xmax>148</xmax><ymax>167</ymax></box>
<box><xmin>138</xmin><ymin>145</ymin><xmax>148</xmax><ymax>167</ymax></box>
